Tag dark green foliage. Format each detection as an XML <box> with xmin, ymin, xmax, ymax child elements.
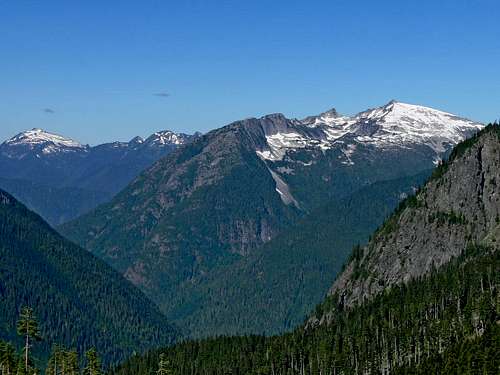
<box><xmin>46</xmin><ymin>345</ymin><xmax>80</xmax><ymax>375</ymax></box>
<box><xmin>0</xmin><ymin>340</ymin><xmax>17</xmax><ymax>375</ymax></box>
<box><xmin>17</xmin><ymin>307</ymin><xmax>41</xmax><ymax>372</ymax></box>
<box><xmin>16</xmin><ymin>308</ymin><xmax>41</xmax><ymax>341</ymax></box>
<box><xmin>165</xmin><ymin>171</ymin><xmax>430</xmax><ymax>337</ymax></box>
<box><xmin>110</xmin><ymin>248</ymin><xmax>499</xmax><ymax>375</ymax></box>
<box><xmin>1</xmin><ymin>334</ymin><xmax>103</xmax><ymax>375</ymax></box>
<box><xmin>0</xmin><ymin>189</ymin><xmax>176</xmax><ymax>365</ymax></box>
<box><xmin>110</xmin><ymin>122</ymin><xmax>497</xmax><ymax>373</ymax></box>
<box><xmin>59</xmin><ymin>131</ymin><xmax>301</xmax><ymax>317</ymax></box>
<box><xmin>84</xmin><ymin>348</ymin><xmax>102</xmax><ymax>375</ymax></box>
<box><xmin>393</xmin><ymin>324</ymin><xmax>500</xmax><ymax>375</ymax></box>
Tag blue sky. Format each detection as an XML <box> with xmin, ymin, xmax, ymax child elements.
<box><xmin>1</xmin><ymin>0</ymin><xmax>499</xmax><ymax>144</ymax></box>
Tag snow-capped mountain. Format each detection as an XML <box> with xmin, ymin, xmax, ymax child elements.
<box><xmin>1</xmin><ymin>128</ymin><xmax>87</xmax><ymax>159</ymax></box>
<box><xmin>143</xmin><ymin>130</ymin><xmax>198</xmax><ymax>147</ymax></box>
<box><xmin>239</xmin><ymin>100</ymin><xmax>484</xmax><ymax>210</ymax></box>
<box><xmin>256</xmin><ymin>101</ymin><xmax>483</xmax><ymax>164</ymax></box>
<box><xmin>0</xmin><ymin>128</ymin><xmax>199</xmax><ymax>159</ymax></box>
<box><xmin>0</xmin><ymin>128</ymin><xmax>200</xmax><ymax>224</ymax></box>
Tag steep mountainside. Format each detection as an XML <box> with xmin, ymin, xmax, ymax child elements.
<box><xmin>0</xmin><ymin>128</ymin><xmax>199</xmax><ymax>224</ymax></box>
<box><xmin>61</xmin><ymin>120</ymin><xmax>301</xmax><ymax>314</ymax></box>
<box><xmin>320</xmin><ymin>124</ymin><xmax>500</xmax><ymax>314</ymax></box>
<box><xmin>60</xmin><ymin>101</ymin><xmax>483</xmax><ymax>336</ymax></box>
<box><xmin>0</xmin><ymin>189</ymin><xmax>176</xmax><ymax>365</ymax></box>
<box><xmin>164</xmin><ymin>171</ymin><xmax>430</xmax><ymax>337</ymax></box>
<box><xmin>110</xmin><ymin>124</ymin><xmax>500</xmax><ymax>375</ymax></box>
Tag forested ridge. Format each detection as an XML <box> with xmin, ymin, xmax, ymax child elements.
<box><xmin>110</xmin><ymin>246</ymin><xmax>499</xmax><ymax>374</ymax></box>
<box><xmin>0</xmin><ymin>189</ymin><xmax>177</xmax><ymax>366</ymax></box>
<box><xmin>166</xmin><ymin>171</ymin><xmax>430</xmax><ymax>338</ymax></box>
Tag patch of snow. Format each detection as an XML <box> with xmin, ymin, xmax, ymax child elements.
<box><xmin>4</xmin><ymin>128</ymin><xmax>83</xmax><ymax>150</ymax></box>
<box><xmin>433</xmin><ymin>155</ymin><xmax>443</xmax><ymax>166</ymax></box>
<box><xmin>144</xmin><ymin>130</ymin><xmax>191</xmax><ymax>147</ymax></box>
<box><xmin>268</xmin><ymin>168</ymin><xmax>300</xmax><ymax>208</ymax></box>
<box><xmin>255</xmin><ymin>101</ymin><xmax>483</xmax><ymax>163</ymax></box>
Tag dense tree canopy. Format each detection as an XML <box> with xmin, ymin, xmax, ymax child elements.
<box><xmin>110</xmin><ymin>247</ymin><xmax>499</xmax><ymax>374</ymax></box>
<box><xmin>0</xmin><ymin>189</ymin><xmax>177</xmax><ymax>365</ymax></box>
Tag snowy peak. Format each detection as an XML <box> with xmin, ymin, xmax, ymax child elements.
<box><xmin>1</xmin><ymin>128</ymin><xmax>200</xmax><ymax>160</ymax></box>
<box><xmin>4</xmin><ymin>128</ymin><xmax>84</xmax><ymax>149</ymax></box>
<box><xmin>1</xmin><ymin>128</ymin><xmax>86</xmax><ymax>158</ymax></box>
<box><xmin>350</xmin><ymin>101</ymin><xmax>484</xmax><ymax>151</ymax></box>
<box><xmin>143</xmin><ymin>130</ymin><xmax>194</xmax><ymax>147</ymax></box>
<box><xmin>302</xmin><ymin>108</ymin><xmax>341</xmax><ymax>125</ymax></box>
<box><xmin>255</xmin><ymin>101</ymin><xmax>484</xmax><ymax>162</ymax></box>
<box><xmin>129</xmin><ymin>136</ymin><xmax>145</xmax><ymax>145</ymax></box>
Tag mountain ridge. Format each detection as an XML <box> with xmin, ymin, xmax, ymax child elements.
<box><xmin>0</xmin><ymin>128</ymin><xmax>200</xmax><ymax>224</ymax></box>
<box><xmin>108</xmin><ymin>123</ymin><xmax>500</xmax><ymax>375</ymax></box>
<box><xmin>0</xmin><ymin>188</ymin><xmax>177</xmax><ymax>365</ymax></box>
<box><xmin>60</xmin><ymin>101</ymin><xmax>484</xmax><ymax>337</ymax></box>
<box><xmin>0</xmin><ymin>128</ymin><xmax>198</xmax><ymax>158</ymax></box>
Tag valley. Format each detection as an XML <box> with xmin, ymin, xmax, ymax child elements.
<box><xmin>58</xmin><ymin>101</ymin><xmax>484</xmax><ymax>337</ymax></box>
<box><xmin>2</xmin><ymin>3</ymin><xmax>498</xmax><ymax>373</ymax></box>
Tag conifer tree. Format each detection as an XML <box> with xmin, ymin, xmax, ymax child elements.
<box><xmin>45</xmin><ymin>345</ymin><xmax>62</xmax><ymax>375</ymax></box>
<box><xmin>84</xmin><ymin>348</ymin><xmax>102</xmax><ymax>375</ymax></box>
<box><xmin>0</xmin><ymin>341</ymin><xmax>17</xmax><ymax>375</ymax></box>
<box><xmin>16</xmin><ymin>307</ymin><xmax>41</xmax><ymax>372</ymax></box>
<box><xmin>156</xmin><ymin>354</ymin><xmax>173</xmax><ymax>375</ymax></box>
<box><xmin>65</xmin><ymin>350</ymin><xmax>79</xmax><ymax>375</ymax></box>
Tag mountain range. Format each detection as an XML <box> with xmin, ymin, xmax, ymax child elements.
<box><xmin>0</xmin><ymin>128</ymin><xmax>200</xmax><ymax>225</ymax></box>
<box><xmin>59</xmin><ymin>100</ymin><xmax>484</xmax><ymax>337</ymax></box>
<box><xmin>110</xmin><ymin>123</ymin><xmax>500</xmax><ymax>375</ymax></box>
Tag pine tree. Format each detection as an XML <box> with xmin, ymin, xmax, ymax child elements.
<box><xmin>84</xmin><ymin>348</ymin><xmax>102</xmax><ymax>375</ymax></box>
<box><xmin>16</xmin><ymin>307</ymin><xmax>41</xmax><ymax>372</ymax></box>
<box><xmin>45</xmin><ymin>345</ymin><xmax>63</xmax><ymax>375</ymax></box>
<box><xmin>65</xmin><ymin>350</ymin><xmax>79</xmax><ymax>375</ymax></box>
<box><xmin>156</xmin><ymin>354</ymin><xmax>173</xmax><ymax>375</ymax></box>
<box><xmin>0</xmin><ymin>341</ymin><xmax>17</xmax><ymax>375</ymax></box>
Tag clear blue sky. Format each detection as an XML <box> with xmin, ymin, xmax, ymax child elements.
<box><xmin>1</xmin><ymin>0</ymin><xmax>499</xmax><ymax>145</ymax></box>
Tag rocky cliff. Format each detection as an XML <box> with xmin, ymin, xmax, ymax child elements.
<box><xmin>322</xmin><ymin>124</ymin><xmax>500</xmax><ymax>315</ymax></box>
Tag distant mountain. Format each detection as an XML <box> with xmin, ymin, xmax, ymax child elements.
<box><xmin>110</xmin><ymin>124</ymin><xmax>500</xmax><ymax>375</ymax></box>
<box><xmin>0</xmin><ymin>177</ymin><xmax>111</xmax><ymax>225</ymax></box>
<box><xmin>60</xmin><ymin>101</ymin><xmax>483</xmax><ymax>337</ymax></box>
<box><xmin>0</xmin><ymin>188</ymin><xmax>177</xmax><ymax>365</ymax></box>
<box><xmin>0</xmin><ymin>128</ymin><xmax>200</xmax><ymax>224</ymax></box>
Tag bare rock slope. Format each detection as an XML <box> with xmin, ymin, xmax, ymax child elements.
<box><xmin>326</xmin><ymin>124</ymin><xmax>500</xmax><ymax>312</ymax></box>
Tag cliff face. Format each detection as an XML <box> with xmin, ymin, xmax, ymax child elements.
<box><xmin>325</xmin><ymin>125</ymin><xmax>500</xmax><ymax>312</ymax></box>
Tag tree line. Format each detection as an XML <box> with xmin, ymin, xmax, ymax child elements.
<box><xmin>0</xmin><ymin>307</ymin><xmax>103</xmax><ymax>375</ymax></box>
<box><xmin>111</xmin><ymin>245</ymin><xmax>499</xmax><ymax>374</ymax></box>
